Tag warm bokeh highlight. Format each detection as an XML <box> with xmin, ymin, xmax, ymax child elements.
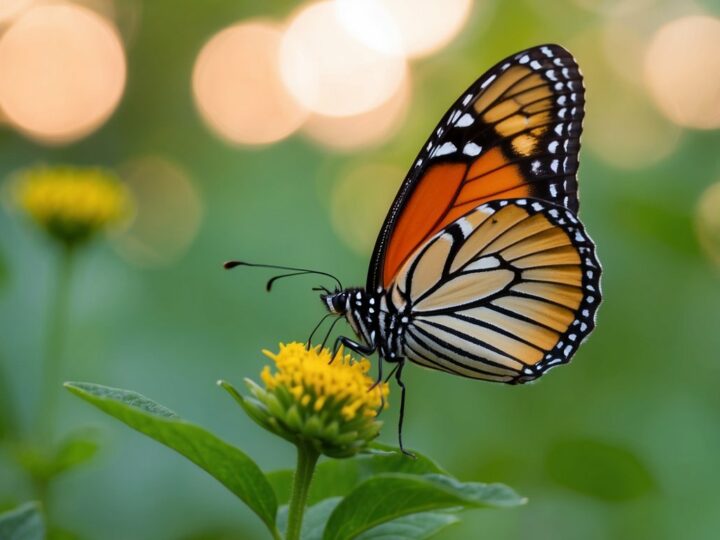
<box><xmin>192</xmin><ymin>20</ymin><xmax>307</xmax><ymax>146</ymax></box>
<box><xmin>279</xmin><ymin>1</ymin><xmax>407</xmax><ymax>117</ymax></box>
<box><xmin>644</xmin><ymin>15</ymin><xmax>720</xmax><ymax>130</ymax></box>
<box><xmin>336</xmin><ymin>0</ymin><xmax>473</xmax><ymax>58</ymax></box>
<box><xmin>302</xmin><ymin>77</ymin><xmax>411</xmax><ymax>151</ymax></box>
<box><xmin>0</xmin><ymin>3</ymin><xmax>126</xmax><ymax>144</ymax></box>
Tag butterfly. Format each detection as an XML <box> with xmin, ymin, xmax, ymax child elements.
<box><xmin>227</xmin><ymin>44</ymin><xmax>601</xmax><ymax>453</ymax></box>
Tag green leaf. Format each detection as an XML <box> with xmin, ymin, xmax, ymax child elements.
<box><xmin>65</xmin><ymin>382</ymin><xmax>279</xmax><ymax>538</ymax></box>
<box><xmin>323</xmin><ymin>473</ymin><xmax>525</xmax><ymax>540</ymax></box>
<box><xmin>12</xmin><ymin>430</ymin><xmax>99</xmax><ymax>484</ymax></box>
<box><xmin>268</xmin><ymin>445</ymin><xmax>446</xmax><ymax>506</ymax></box>
<box><xmin>0</xmin><ymin>360</ymin><xmax>17</xmax><ymax>442</ymax></box>
<box><xmin>355</xmin><ymin>512</ymin><xmax>460</xmax><ymax>540</ymax></box>
<box><xmin>53</xmin><ymin>430</ymin><xmax>100</xmax><ymax>476</ymax></box>
<box><xmin>277</xmin><ymin>498</ymin><xmax>342</xmax><ymax>540</ymax></box>
<box><xmin>0</xmin><ymin>502</ymin><xmax>45</xmax><ymax>540</ymax></box>
<box><xmin>546</xmin><ymin>438</ymin><xmax>656</xmax><ymax>501</ymax></box>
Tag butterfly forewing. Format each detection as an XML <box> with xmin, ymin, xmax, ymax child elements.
<box><xmin>368</xmin><ymin>44</ymin><xmax>585</xmax><ymax>291</ymax></box>
<box><xmin>392</xmin><ymin>199</ymin><xmax>600</xmax><ymax>383</ymax></box>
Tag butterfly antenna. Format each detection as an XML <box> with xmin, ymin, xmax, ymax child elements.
<box><xmin>224</xmin><ymin>260</ymin><xmax>343</xmax><ymax>291</ymax></box>
<box><xmin>266</xmin><ymin>271</ymin><xmax>315</xmax><ymax>292</ymax></box>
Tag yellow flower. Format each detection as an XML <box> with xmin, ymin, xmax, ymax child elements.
<box><xmin>13</xmin><ymin>165</ymin><xmax>131</xmax><ymax>247</ymax></box>
<box><xmin>222</xmin><ymin>342</ymin><xmax>389</xmax><ymax>458</ymax></box>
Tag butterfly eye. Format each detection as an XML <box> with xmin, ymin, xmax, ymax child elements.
<box><xmin>333</xmin><ymin>293</ymin><xmax>348</xmax><ymax>313</ymax></box>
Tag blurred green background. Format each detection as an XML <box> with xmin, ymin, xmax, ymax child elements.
<box><xmin>2</xmin><ymin>0</ymin><xmax>720</xmax><ymax>538</ymax></box>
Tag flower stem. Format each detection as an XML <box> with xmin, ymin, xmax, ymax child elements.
<box><xmin>38</xmin><ymin>245</ymin><xmax>76</xmax><ymax>444</ymax></box>
<box><xmin>285</xmin><ymin>443</ymin><xmax>320</xmax><ymax>540</ymax></box>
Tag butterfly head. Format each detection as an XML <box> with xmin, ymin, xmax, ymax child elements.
<box><xmin>321</xmin><ymin>290</ymin><xmax>349</xmax><ymax>316</ymax></box>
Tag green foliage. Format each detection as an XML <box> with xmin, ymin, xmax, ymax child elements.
<box><xmin>322</xmin><ymin>473</ymin><xmax>525</xmax><ymax>540</ymax></box>
<box><xmin>546</xmin><ymin>438</ymin><xmax>656</xmax><ymax>501</ymax></box>
<box><xmin>354</xmin><ymin>512</ymin><xmax>460</xmax><ymax>540</ymax></box>
<box><xmin>0</xmin><ymin>502</ymin><xmax>45</xmax><ymax>540</ymax></box>
<box><xmin>267</xmin><ymin>443</ymin><xmax>445</xmax><ymax>505</ymax></box>
<box><xmin>67</xmin><ymin>382</ymin><xmax>525</xmax><ymax>540</ymax></box>
<box><xmin>13</xmin><ymin>430</ymin><xmax>99</xmax><ymax>484</ymax></box>
<box><xmin>65</xmin><ymin>382</ymin><xmax>281</xmax><ymax>539</ymax></box>
<box><xmin>0</xmin><ymin>361</ymin><xmax>16</xmax><ymax>442</ymax></box>
<box><xmin>278</xmin><ymin>499</ymin><xmax>461</xmax><ymax>540</ymax></box>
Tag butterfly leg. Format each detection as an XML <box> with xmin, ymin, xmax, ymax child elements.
<box><xmin>372</xmin><ymin>361</ymin><xmax>400</xmax><ymax>418</ymax></box>
<box><xmin>330</xmin><ymin>336</ymin><xmax>376</xmax><ymax>364</ymax></box>
<box><xmin>394</xmin><ymin>360</ymin><xmax>415</xmax><ymax>458</ymax></box>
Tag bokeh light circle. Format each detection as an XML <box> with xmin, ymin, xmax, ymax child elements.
<box><xmin>569</xmin><ymin>27</ymin><xmax>681</xmax><ymax>170</ymax></box>
<box><xmin>330</xmin><ymin>163</ymin><xmax>403</xmax><ymax>254</ymax></box>
<box><xmin>0</xmin><ymin>0</ymin><xmax>33</xmax><ymax>26</ymax></box>
<box><xmin>644</xmin><ymin>15</ymin><xmax>720</xmax><ymax>130</ymax></box>
<box><xmin>303</xmin><ymin>77</ymin><xmax>411</xmax><ymax>151</ymax></box>
<box><xmin>585</xmin><ymin>88</ymin><xmax>681</xmax><ymax>170</ymax></box>
<box><xmin>696</xmin><ymin>181</ymin><xmax>720</xmax><ymax>269</ymax></box>
<box><xmin>115</xmin><ymin>157</ymin><xmax>203</xmax><ymax>267</ymax></box>
<box><xmin>279</xmin><ymin>1</ymin><xmax>407</xmax><ymax>117</ymax></box>
<box><xmin>192</xmin><ymin>21</ymin><xmax>307</xmax><ymax>146</ymax></box>
<box><xmin>0</xmin><ymin>3</ymin><xmax>126</xmax><ymax>144</ymax></box>
<box><xmin>336</xmin><ymin>0</ymin><xmax>473</xmax><ymax>58</ymax></box>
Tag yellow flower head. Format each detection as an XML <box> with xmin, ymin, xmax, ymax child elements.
<box><xmin>13</xmin><ymin>165</ymin><xmax>131</xmax><ymax>247</ymax></box>
<box><xmin>225</xmin><ymin>342</ymin><xmax>389</xmax><ymax>458</ymax></box>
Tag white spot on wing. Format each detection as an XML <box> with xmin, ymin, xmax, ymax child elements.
<box><xmin>462</xmin><ymin>93</ymin><xmax>474</xmax><ymax>106</ymax></box>
<box><xmin>548</xmin><ymin>141</ymin><xmax>559</xmax><ymax>153</ymax></box>
<box><xmin>457</xmin><ymin>217</ymin><xmax>473</xmax><ymax>237</ymax></box>
<box><xmin>530</xmin><ymin>60</ymin><xmax>542</xmax><ymax>70</ymax></box>
<box><xmin>463</xmin><ymin>142</ymin><xmax>482</xmax><ymax>156</ymax></box>
<box><xmin>518</xmin><ymin>54</ymin><xmax>530</xmax><ymax>64</ymax></box>
<box><xmin>457</xmin><ymin>113</ymin><xmax>474</xmax><ymax>127</ymax></box>
<box><xmin>531</xmin><ymin>160</ymin><xmax>541</xmax><ymax>173</ymax></box>
<box><xmin>481</xmin><ymin>74</ymin><xmax>497</xmax><ymax>89</ymax></box>
<box><xmin>466</xmin><ymin>256</ymin><xmax>500</xmax><ymax>270</ymax></box>
<box><xmin>435</xmin><ymin>142</ymin><xmax>457</xmax><ymax>156</ymax></box>
<box><xmin>541</xmin><ymin>46</ymin><xmax>553</xmax><ymax>57</ymax></box>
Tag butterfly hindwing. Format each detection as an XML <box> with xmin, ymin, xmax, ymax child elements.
<box><xmin>389</xmin><ymin>198</ymin><xmax>600</xmax><ymax>383</ymax></box>
<box><xmin>368</xmin><ymin>44</ymin><xmax>585</xmax><ymax>291</ymax></box>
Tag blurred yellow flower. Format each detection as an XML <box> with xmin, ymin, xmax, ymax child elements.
<box><xmin>13</xmin><ymin>165</ymin><xmax>131</xmax><ymax>247</ymax></box>
<box><xmin>231</xmin><ymin>342</ymin><xmax>388</xmax><ymax>458</ymax></box>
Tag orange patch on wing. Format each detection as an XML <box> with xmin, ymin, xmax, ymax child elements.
<box><xmin>383</xmin><ymin>163</ymin><xmax>466</xmax><ymax>287</ymax></box>
<box><xmin>382</xmin><ymin>149</ymin><xmax>534</xmax><ymax>286</ymax></box>
<box><xmin>459</xmin><ymin>148</ymin><xmax>529</xmax><ymax>205</ymax></box>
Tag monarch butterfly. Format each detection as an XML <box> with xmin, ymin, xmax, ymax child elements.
<box><xmin>227</xmin><ymin>44</ymin><xmax>601</xmax><ymax>453</ymax></box>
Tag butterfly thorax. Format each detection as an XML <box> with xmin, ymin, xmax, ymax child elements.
<box><xmin>321</xmin><ymin>287</ymin><xmax>409</xmax><ymax>363</ymax></box>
